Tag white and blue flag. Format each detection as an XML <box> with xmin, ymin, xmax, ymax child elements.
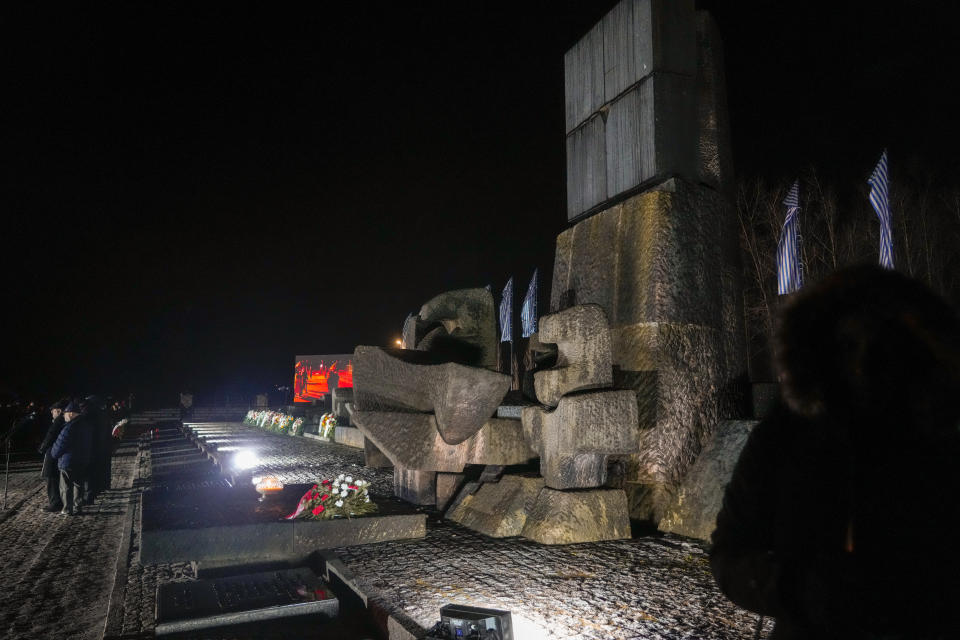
<box><xmin>499</xmin><ymin>277</ymin><xmax>513</xmax><ymax>343</ymax></box>
<box><xmin>777</xmin><ymin>180</ymin><xmax>804</xmax><ymax>295</ymax></box>
<box><xmin>867</xmin><ymin>149</ymin><xmax>894</xmax><ymax>269</ymax></box>
<box><xmin>520</xmin><ymin>269</ymin><xmax>538</xmax><ymax>338</ymax></box>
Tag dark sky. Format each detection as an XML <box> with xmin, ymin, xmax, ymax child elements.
<box><xmin>4</xmin><ymin>1</ymin><xmax>959</xmax><ymax>404</ymax></box>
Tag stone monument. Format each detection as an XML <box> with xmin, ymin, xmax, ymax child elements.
<box><xmin>557</xmin><ymin>0</ymin><xmax>746</xmax><ymax>523</ymax></box>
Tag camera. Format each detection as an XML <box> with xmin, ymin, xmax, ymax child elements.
<box><xmin>426</xmin><ymin>604</ymin><xmax>513</xmax><ymax>640</ymax></box>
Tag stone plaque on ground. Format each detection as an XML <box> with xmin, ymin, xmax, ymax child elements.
<box><xmin>141</xmin><ymin>483</ymin><xmax>426</xmax><ymax>565</ymax></box>
<box><xmin>155</xmin><ymin>567</ymin><xmax>338</xmax><ymax>635</ymax></box>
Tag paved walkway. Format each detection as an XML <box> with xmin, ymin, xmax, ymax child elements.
<box><xmin>0</xmin><ymin>444</ymin><xmax>138</xmax><ymax>640</ymax></box>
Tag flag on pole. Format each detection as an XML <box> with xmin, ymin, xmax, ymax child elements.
<box><xmin>499</xmin><ymin>277</ymin><xmax>513</xmax><ymax>343</ymax></box>
<box><xmin>867</xmin><ymin>149</ymin><xmax>894</xmax><ymax>269</ymax></box>
<box><xmin>777</xmin><ymin>180</ymin><xmax>804</xmax><ymax>295</ymax></box>
<box><xmin>520</xmin><ymin>269</ymin><xmax>538</xmax><ymax>338</ymax></box>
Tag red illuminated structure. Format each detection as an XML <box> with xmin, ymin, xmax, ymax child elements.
<box><xmin>293</xmin><ymin>354</ymin><xmax>354</xmax><ymax>403</ymax></box>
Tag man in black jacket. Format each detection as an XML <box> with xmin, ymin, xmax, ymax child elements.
<box><xmin>711</xmin><ymin>266</ymin><xmax>960</xmax><ymax>639</ymax></box>
<box><xmin>38</xmin><ymin>398</ymin><xmax>69</xmax><ymax>512</ymax></box>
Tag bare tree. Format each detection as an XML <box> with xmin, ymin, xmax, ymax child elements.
<box><xmin>737</xmin><ymin>168</ymin><xmax>960</xmax><ymax>381</ymax></box>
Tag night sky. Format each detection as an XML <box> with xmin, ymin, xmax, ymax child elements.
<box><xmin>4</xmin><ymin>1</ymin><xmax>959</xmax><ymax>404</ymax></box>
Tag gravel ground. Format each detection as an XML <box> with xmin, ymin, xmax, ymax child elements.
<box><xmin>0</xmin><ymin>444</ymin><xmax>138</xmax><ymax>640</ymax></box>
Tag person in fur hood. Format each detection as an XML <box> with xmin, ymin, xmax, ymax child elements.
<box><xmin>711</xmin><ymin>265</ymin><xmax>960</xmax><ymax>639</ymax></box>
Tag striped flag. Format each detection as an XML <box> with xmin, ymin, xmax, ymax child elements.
<box><xmin>520</xmin><ymin>269</ymin><xmax>538</xmax><ymax>338</ymax></box>
<box><xmin>777</xmin><ymin>180</ymin><xmax>804</xmax><ymax>295</ymax></box>
<box><xmin>499</xmin><ymin>277</ymin><xmax>513</xmax><ymax>343</ymax></box>
<box><xmin>867</xmin><ymin>149</ymin><xmax>894</xmax><ymax>269</ymax></box>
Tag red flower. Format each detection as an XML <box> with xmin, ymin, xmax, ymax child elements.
<box><xmin>320</xmin><ymin>493</ymin><xmax>329</xmax><ymax>501</ymax></box>
<box><xmin>348</xmin><ymin>485</ymin><xmax>358</xmax><ymax>490</ymax></box>
<box><xmin>321</xmin><ymin>479</ymin><xmax>331</xmax><ymax>485</ymax></box>
<box><xmin>312</xmin><ymin>505</ymin><xmax>325</xmax><ymax>515</ymax></box>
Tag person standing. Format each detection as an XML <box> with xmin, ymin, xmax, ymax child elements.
<box><xmin>51</xmin><ymin>400</ymin><xmax>93</xmax><ymax>516</ymax></box>
<box><xmin>81</xmin><ymin>395</ymin><xmax>111</xmax><ymax>503</ymax></box>
<box><xmin>710</xmin><ymin>266</ymin><xmax>960</xmax><ymax>639</ymax></box>
<box><xmin>37</xmin><ymin>398</ymin><xmax>68</xmax><ymax>512</ymax></box>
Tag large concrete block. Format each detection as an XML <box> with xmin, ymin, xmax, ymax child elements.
<box><xmin>658</xmin><ymin>420</ymin><xmax>756</xmax><ymax>540</ymax></box>
<box><xmin>522</xmin><ymin>390</ymin><xmax>639</xmax><ymax>489</ymax></box>
<box><xmin>552</xmin><ymin>180</ymin><xmax>725</xmax><ymax>327</ymax></box>
<box><xmin>695</xmin><ymin>10</ymin><xmax>733</xmax><ymax>193</ymax></box>
<box><xmin>418</xmin><ymin>288</ymin><xmax>498</xmax><ymax>370</ymax></box>
<box><xmin>364</xmin><ymin>437</ymin><xmax>393</xmax><ymax>469</ymax></box>
<box><xmin>446</xmin><ymin>475</ymin><xmax>545</xmax><ymax>538</ymax></box>
<box><xmin>352</xmin><ymin>412</ymin><xmax>536</xmax><ymax>473</ymax></box>
<box><xmin>393</xmin><ymin>465</ymin><xmax>436</xmax><ymax>505</ymax></box>
<box><xmin>534</xmin><ymin>304</ymin><xmax>613</xmax><ymax>407</ymax></box>
<box><xmin>520</xmin><ymin>488</ymin><xmax>631</xmax><ymax>544</ymax></box>
<box><xmin>435</xmin><ymin>472</ymin><xmax>466</xmax><ymax>511</ymax></box>
<box><xmin>565</xmin><ymin>0</ymin><xmax>696</xmax><ymax>133</ymax></box>
<box><xmin>603</xmin><ymin>73</ymin><xmax>697</xmax><ymax>200</ymax></box>
<box><xmin>352</xmin><ymin>346</ymin><xmax>510</xmax><ymax>444</ymax></box>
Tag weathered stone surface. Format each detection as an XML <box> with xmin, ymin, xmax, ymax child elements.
<box><xmin>417</xmin><ymin>288</ymin><xmax>498</xmax><ymax>369</ymax></box>
<box><xmin>695</xmin><ymin>10</ymin><xmax>734</xmax><ymax>193</ymax></box>
<box><xmin>522</xmin><ymin>390</ymin><xmax>639</xmax><ymax>489</ymax></box>
<box><xmin>402</xmin><ymin>312</ymin><xmax>429</xmax><ymax>350</ymax></box>
<box><xmin>520</xmin><ymin>488</ymin><xmax>631</xmax><ymax>544</ymax></box>
<box><xmin>658</xmin><ymin>420</ymin><xmax>756</xmax><ymax>541</ymax></box>
<box><xmin>364</xmin><ymin>437</ymin><xmax>393</xmax><ymax>468</ymax></box>
<box><xmin>334</xmin><ymin>426</ymin><xmax>364</xmax><ymax>449</ymax></box>
<box><xmin>549</xmin><ymin>180</ymin><xmax>746</xmax><ymax>521</ymax></box>
<box><xmin>534</xmin><ymin>304</ymin><xmax>613</xmax><ymax>407</ymax></box>
<box><xmin>446</xmin><ymin>475</ymin><xmax>545</xmax><ymax>538</ymax></box>
<box><xmin>520</xmin><ymin>332</ymin><xmax>559</xmax><ymax>401</ymax></box>
<box><xmin>352</xmin><ymin>412</ymin><xmax>535</xmax><ymax>473</ymax></box>
<box><xmin>435</xmin><ymin>472</ymin><xmax>466</xmax><ymax>511</ymax></box>
<box><xmin>352</xmin><ymin>346</ymin><xmax>510</xmax><ymax>445</ymax></box>
<box><xmin>393</xmin><ymin>465</ymin><xmax>436</xmax><ymax>505</ymax></box>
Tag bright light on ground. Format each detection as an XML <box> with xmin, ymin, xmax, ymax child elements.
<box><xmin>232</xmin><ymin>449</ymin><xmax>259</xmax><ymax>470</ymax></box>
<box><xmin>511</xmin><ymin>614</ymin><xmax>552</xmax><ymax>640</ymax></box>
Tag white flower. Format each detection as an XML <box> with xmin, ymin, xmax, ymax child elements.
<box><xmin>336</xmin><ymin>474</ymin><xmax>344</xmax><ymax>481</ymax></box>
<box><xmin>340</xmin><ymin>490</ymin><xmax>348</xmax><ymax>497</ymax></box>
<box><xmin>345</xmin><ymin>476</ymin><xmax>353</xmax><ymax>483</ymax></box>
<box><xmin>335</xmin><ymin>499</ymin><xmax>344</xmax><ymax>507</ymax></box>
<box><xmin>341</xmin><ymin>483</ymin><xmax>349</xmax><ymax>491</ymax></box>
<box><xmin>365</xmin><ymin>496</ymin><xmax>370</xmax><ymax>502</ymax></box>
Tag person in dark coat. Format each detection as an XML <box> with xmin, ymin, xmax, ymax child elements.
<box><xmin>38</xmin><ymin>398</ymin><xmax>69</xmax><ymax>512</ymax></box>
<box><xmin>51</xmin><ymin>400</ymin><xmax>94</xmax><ymax>515</ymax></box>
<box><xmin>81</xmin><ymin>395</ymin><xmax>112</xmax><ymax>503</ymax></box>
<box><xmin>710</xmin><ymin>265</ymin><xmax>960</xmax><ymax>639</ymax></box>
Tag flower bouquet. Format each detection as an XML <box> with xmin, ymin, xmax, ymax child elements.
<box><xmin>291</xmin><ymin>417</ymin><xmax>305</xmax><ymax>436</ymax></box>
<box><xmin>243</xmin><ymin>410</ymin><xmax>257</xmax><ymax>425</ymax></box>
<box><xmin>284</xmin><ymin>474</ymin><xmax>376</xmax><ymax>520</ymax></box>
<box><xmin>277</xmin><ymin>414</ymin><xmax>295</xmax><ymax>434</ymax></box>
<box><xmin>319</xmin><ymin>413</ymin><xmax>336</xmax><ymax>439</ymax></box>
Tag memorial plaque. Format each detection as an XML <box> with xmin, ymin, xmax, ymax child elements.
<box><xmin>155</xmin><ymin>567</ymin><xmax>338</xmax><ymax>635</ymax></box>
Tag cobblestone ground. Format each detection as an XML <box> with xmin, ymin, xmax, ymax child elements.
<box><xmin>114</xmin><ymin>432</ymin><xmax>197</xmax><ymax>637</ymax></box>
<box><xmin>0</xmin><ymin>444</ymin><xmax>138</xmax><ymax>640</ymax></box>
<box><xmin>336</xmin><ymin>517</ymin><xmax>773</xmax><ymax>639</ymax></box>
